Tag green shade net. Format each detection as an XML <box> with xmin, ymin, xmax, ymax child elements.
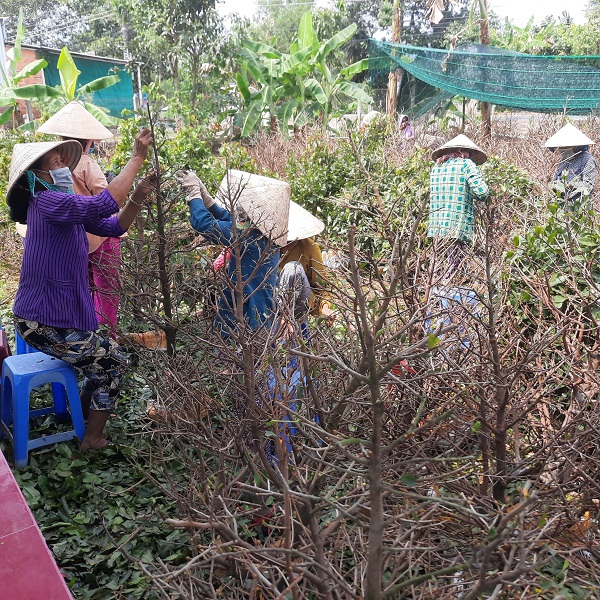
<box><xmin>369</xmin><ymin>39</ymin><xmax>600</xmax><ymax>114</ymax></box>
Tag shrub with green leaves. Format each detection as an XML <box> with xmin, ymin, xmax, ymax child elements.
<box><xmin>285</xmin><ymin>132</ymin><xmax>432</xmax><ymax>258</ymax></box>
<box><xmin>507</xmin><ymin>203</ymin><xmax>600</xmax><ymax>326</ymax></box>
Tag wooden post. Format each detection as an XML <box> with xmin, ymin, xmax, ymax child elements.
<box><xmin>479</xmin><ymin>0</ymin><xmax>492</xmax><ymax>139</ymax></box>
<box><xmin>386</xmin><ymin>0</ymin><xmax>401</xmax><ymax>116</ymax></box>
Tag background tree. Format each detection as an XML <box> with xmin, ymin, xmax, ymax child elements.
<box><xmin>234</xmin><ymin>12</ymin><xmax>371</xmax><ymax>136</ymax></box>
<box><xmin>64</xmin><ymin>0</ymin><xmax>123</xmax><ymax>58</ymax></box>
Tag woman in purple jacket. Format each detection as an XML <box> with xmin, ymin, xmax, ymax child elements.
<box><xmin>6</xmin><ymin>129</ymin><xmax>154</xmax><ymax>450</ymax></box>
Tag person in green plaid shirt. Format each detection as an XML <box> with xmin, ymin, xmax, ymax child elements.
<box><xmin>428</xmin><ymin>134</ymin><xmax>489</xmax><ymax>277</ymax></box>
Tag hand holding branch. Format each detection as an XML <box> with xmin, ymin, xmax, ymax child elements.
<box><xmin>132</xmin><ymin>128</ymin><xmax>154</xmax><ymax>161</ymax></box>
<box><xmin>176</xmin><ymin>170</ymin><xmax>215</xmax><ymax>207</ymax></box>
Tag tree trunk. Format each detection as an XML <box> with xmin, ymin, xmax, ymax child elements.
<box><xmin>191</xmin><ymin>53</ymin><xmax>198</xmax><ymax>112</ymax></box>
<box><xmin>386</xmin><ymin>0</ymin><xmax>402</xmax><ymax>116</ymax></box>
<box><xmin>479</xmin><ymin>0</ymin><xmax>492</xmax><ymax>139</ymax></box>
<box><xmin>146</xmin><ymin>103</ymin><xmax>176</xmax><ymax>356</ymax></box>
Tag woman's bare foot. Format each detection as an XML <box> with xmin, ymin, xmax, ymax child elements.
<box><xmin>81</xmin><ymin>410</ymin><xmax>111</xmax><ymax>451</ymax></box>
<box><xmin>81</xmin><ymin>437</ymin><xmax>112</xmax><ymax>451</ymax></box>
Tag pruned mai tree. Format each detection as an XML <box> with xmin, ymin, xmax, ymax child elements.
<box><xmin>111</xmin><ymin>122</ymin><xmax>600</xmax><ymax>598</ymax></box>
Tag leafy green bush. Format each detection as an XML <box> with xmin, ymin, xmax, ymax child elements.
<box><xmin>481</xmin><ymin>156</ymin><xmax>536</xmax><ymax>204</ymax></box>
<box><xmin>111</xmin><ymin>119</ymin><xmax>257</xmax><ymax>193</ymax></box>
<box><xmin>507</xmin><ymin>203</ymin><xmax>600</xmax><ymax>322</ymax></box>
<box><xmin>285</xmin><ymin>132</ymin><xmax>432</xmax><ymax>258</ymax></box>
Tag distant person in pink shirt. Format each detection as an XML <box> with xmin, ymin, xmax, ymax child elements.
<box><xmin>39</xmin><ymin>101</ymin><xmax>121</xmax><ymax>337</ymax></box>
<box><xmin>398</xmin><ymin>114</ymin><xmax>414</xmax><ymax>139</ymax></box>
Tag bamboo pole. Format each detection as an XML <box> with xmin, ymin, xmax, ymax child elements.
<box><xmin>479</xmin><ymin>0</ymin><xmax>492</xmax><ymax>139</ymax></box>
<box><xmin>386</xmin><ymin>0</ymin><xmax>401</xmax><ymax>116</ymax></box>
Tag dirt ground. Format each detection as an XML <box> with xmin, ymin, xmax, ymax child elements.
<box><xmin>0</xmin><ymin>226</ymin><xmax>23</xmax><ymax>308</ymax></box>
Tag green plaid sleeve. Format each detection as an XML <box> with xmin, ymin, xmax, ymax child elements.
<box><xmin>464</xmin><ymin>160</ymin><xmax>489</xmax><ymax>200</ymax></box>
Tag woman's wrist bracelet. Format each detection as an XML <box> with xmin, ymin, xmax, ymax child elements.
<box><xmin>129</xmin><ymin>196</ymin><xmax>144</xmax><ymax>206</ymax></box>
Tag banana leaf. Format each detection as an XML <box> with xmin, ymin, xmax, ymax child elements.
<box><xmin>13</xmin><ymin>85</ymin><xmax>62</xmax><ymax>100</ymax></box>
<box><xmin>18</xmin><ymin>118</ymin><xmax>41</xmax><ymax>132</ymax></box>
<box><xmin>241</xmin><ymin>100</ymin><xmax>264</xmax><ymax>137</ymax></box>
<box><xmin>83</xmin><ymin>102</ymin><xmax>120</xmax><ymax>126</ymax></box>
<box><xmin>340</xmin><ymin>59</ymin><xmax>370</xmax><ymax>78</ymax></box>
<box><xmin>243</xmin><ymin>40</ymin><xmax>282</xmax><ymax>60</ymax></box>
<box><xmin>236</xmin><ymin>72</ymin><xmax>252</xmax><ymax>101</ymax></box>
<box><xmin>0</xmin><ymin>106</ymin><xmax>15</xmax><ymax>126</ymax></box>
<box><xmin>297</xmin><ymin>12</ymin><xmax>318</xmax><ymax>55</ymax></box>
<box><xmin>14</xmin><ymin>59</ymin><xmax>48</xmax><ymax>85</ymax></box>
<box><xmin>57</xmin><ymin>47</ymin><xmax>81</xmax><ymax>101</ymax></box>
<box><xmin>0</xmin><ymin>90</ymin><xmax>17</xmax><ymax>105</ymax></box>
<box><xmin>315</xmin><ymin>24</ymin><xmax>357</xmax><ymax>64</ymax></box>
<box><xmin>336</xmin><ymin>81</ymin><xmax>373</xmax><ymax>103</ymax></box>
<box><xmin>304</xmin><ymin>79</ymin><xmax>327</xmax><ymax>105</ymax></box>
<box><xmin>78</xmin><ymin>75</ymin><xmax>120</xmax><ymax>94</ymax></box>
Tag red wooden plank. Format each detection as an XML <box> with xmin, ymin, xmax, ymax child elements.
<box><xmin>0</xmin><ymin>451</ymin><xmax>73</xmax><ymax>600</ymax></box>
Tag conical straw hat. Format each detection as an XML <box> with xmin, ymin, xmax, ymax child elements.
<box><xmin>217</xmin><ymin>170</ymin><xmax>291</xmax><ymax>246</ymax></box>
<box><xmin>431</xmin><ymin>134</ymin><xmax>487</xmax><ymax>165</ymax></box>
<box><xmin>287</xmin><ymin>200</ymin><xmax>324</xmax><ymax>242</ymax></box>
<box><xmin>6</xmin><ymin>140</ymin><xmax>83</xmax><ymax>210</ymax></box>
<box><xmin>545</xmin><ymin>123</ymin><xmax>594</xmax><ymax>149</ymax></box>
<box><xmin>38</xmin><ymin>101</ymin><xmax>113</xmax><ymax>140</ymax></box>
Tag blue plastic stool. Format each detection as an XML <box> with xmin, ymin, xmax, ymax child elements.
<box><xmin>15</xmin><ymin>331</ymin><xmax>68</xmax><ymax>418</ymax></box>
<box><xmin>0</xmin><ymin>353</ymin><xmax>85</xmax><ymax>468</ymax></box>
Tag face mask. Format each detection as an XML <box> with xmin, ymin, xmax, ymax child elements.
<box><xmin>48</xmin><ymin>167</ymin><xmax>74</xmax><ymax>192</ymax></box>
<box><xmin>27</xmin><ymin>168</ymin><xmax>74</xmax><ymax>196</ymax></box>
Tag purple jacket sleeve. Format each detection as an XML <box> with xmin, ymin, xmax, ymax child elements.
<box><xmin>34</xmin><ymin>188</ymin><xmax>120</xmax><ymax>225</ymax></box>
<box><xmin>34</xmin><ymin>188</ymin><xmax>125</xmax><ymax>238</ymax></box>
<box><xmin>84</xmin><ymin>215</ymin><xmax>125</xmax><ymax>237</ymax></box>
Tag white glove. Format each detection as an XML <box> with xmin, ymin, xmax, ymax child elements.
<box><xmin>175</xmin><ymin>170</ymin><xmax>214</xmax><ymax>207</ymax></box>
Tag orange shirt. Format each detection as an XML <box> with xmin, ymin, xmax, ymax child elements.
<box><xmin>72</xmin><ymin>153</ymin><xmax>108</xmax><ymax>196</ymax></box>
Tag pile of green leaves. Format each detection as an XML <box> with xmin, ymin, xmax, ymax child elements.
<box><xmin>0</xmin><ymin>382</ymin><xmax>192</xmax><ymax>599</ymax></box>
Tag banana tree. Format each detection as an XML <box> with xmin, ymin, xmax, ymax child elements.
<box><xmin>234</xmin><ymin>11</ymin><xmax>372</xmax><ymax>136</ymax></box>
<box><xmin>46</xmin><ymin>47</ymin><xmax>122</xmax><ymax>126</ymax></box>
<box><xmin>0</xmin><ymin>9</ymin><xmax>58</xmax><ymax>126</ymax></box>
<box><xmin>0</xmin><ymin>14</ymin><xmax>121</xmax><ymax>128</ymax></box>
<box><xmin>235</xmin><ymin>38</ymin><xmax>315</xmax><ymax>136</ymax></box>
<box><xmin>303</xmin><ymin>15</ymin><xmax>372</xmax><ymax>128</ymax></box>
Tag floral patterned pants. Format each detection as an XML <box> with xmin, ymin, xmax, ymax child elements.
<box><xmin>14</xmin><ymin>318</ymin><xmax>129</xmax><ymax>412</ymax></box>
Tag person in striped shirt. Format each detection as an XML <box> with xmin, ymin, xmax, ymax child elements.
<box><xmin>428</xmin><ymin>134</ymin><xmax>489</xmax><ymax>279</ymax></box>
<box><xmin>39</xmin><ymin>101</ymin><xmax>123</xmax><ymax>338</ymax></box>
<box><xmin>6</xmin><ymin>129</ymin><xmax>155</xmax><ymax>451</ymax></box>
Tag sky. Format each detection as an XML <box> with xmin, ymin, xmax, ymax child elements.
<box><xmin>218</xmin><ymin>0</ymin><xmax>591</xmax><ymax>26</ymax></box>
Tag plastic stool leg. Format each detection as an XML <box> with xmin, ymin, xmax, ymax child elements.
<box><xmin>1</xmin><ymin>373</ymin><xmax>13</xmax><ymax>430</ymax></box>
<box><xmin>0</xmin><ymin>374</ymin><xmax>13</xmax><ymax>436</ymax></box>
<box><xmin>15</xmin><ymin>332</ymin><xmax>38</xmax><ymax>355</ymax></box>
<box><xmin>12</xmin><ymin>380</ymin><xmax>31</xmax><ymax>469</ymax></box>
<box><xmin>15</xmin><ymin>332</ymin><xmax>27</xmax><ymax>355</ymax></box>
<box><xmin>64</xmin><ymin>377</ymin><xmax>85</xmax><ymax>440</ymax></box>
<box><xmin>52</xmin><ymin>383</ymin><xmax>69</xmax><ymax>421</ymax></box>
